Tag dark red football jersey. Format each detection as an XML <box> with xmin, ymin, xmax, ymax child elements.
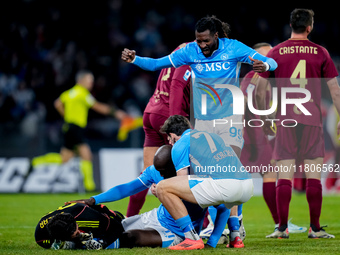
<box><xmin>144</xmin><ymin>43</ymin><xmax>191</xmax><ymax>117</ymax></box>
<box><xmin>241</xmin><ymin>70</ymin><xmax>271</xmax><ymax>145</ymax></box>
<box><xmin>260</xmin><ymin>39</ymin><xmax>338</xmax><ymax>126</ymax></box>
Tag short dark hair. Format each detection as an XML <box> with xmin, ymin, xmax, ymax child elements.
<box><xmin>153</xmin><ymin>145</ymin><xmax>176</xmax><ymax>179</ymax></box>
<box><xmin>195</xmin><ymin>15</ymin><xmax>230</xmax><ymax>38</ymax></box>
<box><xmin>290</xmin><ymin>9</ymin><xmax>314</xmax><ymax>34</ymax></box>
<box><xmin>160</xmin><ymin>115</ymin><xmax>191</xmax><ymax>136</ymax></box>
<box><xmin>46</xmin><ymin>213</ymin><xmax>77</xmax><ymax>241</ymax></box>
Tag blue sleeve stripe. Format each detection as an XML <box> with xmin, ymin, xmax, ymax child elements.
<box><xmin>138</xmin><ymin>177</ymin><xmax>150</xmax><ymax>188</ymax></box>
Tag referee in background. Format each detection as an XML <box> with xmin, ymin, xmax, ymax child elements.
<box><xmin>54</xmin><ymin>70</ymin><xmax>129</xmax><ymax>191</ymax></box>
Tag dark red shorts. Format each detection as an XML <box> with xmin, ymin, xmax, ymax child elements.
<box><xmin>273</xmin><ymin>124</ymin><xmax>325</xmax><ymax>161</ymax></box>
<box><xmin>143</xmin><ymin>113</ymin><xmax>169</xmax><ymax>147</ymax></box>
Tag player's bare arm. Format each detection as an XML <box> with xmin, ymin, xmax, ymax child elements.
<box><xmin>121</xmin><ymin>48</ymin><xmax>136</xmax><ymax>63</ymax></box>
<box><xmin>91</xmin><ymin>102</ymin><xmax>127</xmax><ymax>121</ymax></box>
<box><xmin>54</xmin><ymin>98</ymin><xmax>64</xmax><ymax>117</ymax></box>
<box><xmin>255</xmin><ymin>77</ymin><xmax>275</xmax><ymax>136</ymax></box>
<box><xmin>65</xmin><ymin>197</ymin><xmax>95</xmax><ymax>206</ymax></box>
<box><xmin>176</xmin><ymin>167</ymin><xmax>189</xmax><ymax>176</ymax></box>
<box><xmin>327</xmin><ymin>77</ymin><xmax>340</xmax><ymax>137</ymax></box>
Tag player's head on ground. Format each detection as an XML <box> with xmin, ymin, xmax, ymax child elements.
<box><xmin>154</xmin><ymin>145</ymin><xmax>176</xmax><ymax>179</ymax></box>
<box><xmin>76</xmin><ymin>69</ymin><xmax>94</xmax><ymax>91</ymax></box>
<box><xmin>160</xmin><ymin>115</ymin><xmax>191</xmax><ymax>145</ymax></box>
<box><xmin>195</xmin><ymin>15</ymin><xmax>230</xmax><ymax>57</ymax></box>
<box><xmin>290</xmin><ymin>8</ymin><xmax>314</xmax><ymax>35</ymax></box>
<box><xmin>46</xmin><ymin>213</ymin><xmax>79</xmax><ymax>241</ymax></box>
<box><xmin>253</xmin><ymin>42</ymin><xmax>272</xmax><ymax>57</ymax></box>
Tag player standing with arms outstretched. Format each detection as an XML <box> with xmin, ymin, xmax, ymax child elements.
<box><xmin>121</xmin><ymin>15</ymin><xmax>277</xmax><ymax>157</ymax></box>
<box><xmin>257</xmin><ymin>9</ymin><xmax>340</xmax><ymax>239</ymax></box>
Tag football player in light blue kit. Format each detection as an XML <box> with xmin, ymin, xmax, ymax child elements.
<box><xmin>66</xmin><ymin>145</ymin><xmax>229</xmax><ymax>249</ymax></box>
<box><xmin>156</xmin><ymin>115</ymin><xmax>253</xmax><ymax>250</ymax></box>
<box><xmin>121</xmin><ymin>15</ymin><xmax>277</xmax><ymax>157</ymax></box>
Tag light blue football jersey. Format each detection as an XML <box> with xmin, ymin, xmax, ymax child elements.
<box><xmin>171</xmin><ymin>129</ymin><xmax>191</xmax><ymax>172</ymax></box>
<box><xmin>133</xmin><ymin>38</ymin><xmax>277</xmax><ymax>120</ymax></box>
<box><xmin>169</xmin><ymin>38</ymin><xmax>263</xmax><ymax>120</ymax></box>
<box><xmin>189</xmin><ymin>129</ymin><xmax>251</xmax><ymax>180</ymax></box>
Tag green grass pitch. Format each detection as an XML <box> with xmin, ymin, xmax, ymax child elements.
<box><xmin>0</xmin><ymin>192</ymin><xmax>339</xmax><ymax>254</ymax></box>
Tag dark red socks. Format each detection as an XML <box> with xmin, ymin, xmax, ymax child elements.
<box><xmin>306</xmin><ymin>178</ymin><xmax>322</xmax><ymax>230</ymax></box>
<box><xmin>276</xmin><ymin>179</ymin><xmax>292</xmax><ymax>231</ymax></box>
<box><xmin>263</xmin><ymin>182</ymin><xmax>279</xmax><ymax>224</ymax></box>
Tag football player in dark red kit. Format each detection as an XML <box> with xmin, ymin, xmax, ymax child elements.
<box><xmin>126</xmin><ymin>43</ymin><xmax>191</xmax><ymax>217</ymax></box>
<box><xmin>257</xmin><ymin>9</ymin><xmax>340</xmax><ymax>239</ymax></box>
<box><xmin>241</xmin><ymin>42</ymin><xmax>307</xmax><ymax>236</ymax></box>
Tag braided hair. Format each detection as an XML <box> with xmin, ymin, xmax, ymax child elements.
<box><xmin>195</xmin><ymin>15</ymin><xmax>231</xmax><ymax>38</ymax></box>
<box><xmin>46</xmin><ymin>213</ymin><xmax>77</xmax><ymax>241</ymax></box>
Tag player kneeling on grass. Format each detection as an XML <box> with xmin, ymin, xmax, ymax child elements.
<box><xmin>155</xmin><ymin>115</ymin><xmax>254</xmax><ymax>250</ymax></box>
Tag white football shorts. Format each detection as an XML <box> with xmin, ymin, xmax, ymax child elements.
<box><xmin>188</xmin><ymin>176</ymin><xmax>254</xmax><ymax>209</ymax></box>
<box><xmin>121</xmin><ymin>208</ymin><xmax>183</xmax><ymax>248</ymax></box>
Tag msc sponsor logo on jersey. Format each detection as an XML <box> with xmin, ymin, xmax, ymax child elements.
<box><xmin>193</xmin><ymin>55</ymin><xmax>230</xmax><ymax>73</ymax></box>
<box><xmin>194</xmin><ymin>62</ymin><xmax>230</xmax><ymax>73</ymax></box>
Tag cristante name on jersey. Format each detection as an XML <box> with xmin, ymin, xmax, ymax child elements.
<box><xmin>279</xmin><ymin>46</ymin><xmax>318</xmax><ymax>55</ymax></box>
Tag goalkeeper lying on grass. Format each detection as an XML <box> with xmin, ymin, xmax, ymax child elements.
<box><xmin>34</xmin><ymin>145</ymin><xmax>229</xmax><ymax>250</ymax></box>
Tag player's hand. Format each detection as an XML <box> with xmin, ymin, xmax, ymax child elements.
<box><xmin>150</xmin><ymin>183</ymin><xmax>158</xmax><ymax>197</ymax></box>
<box><xmin>261</xmin><ymin>117</ymin><xmax>276</xmax><ymax>136</ymax></box>
<box><xmin>65</xmin><ymin>197</ymin><xmax>95</xmax><ymax>206</ymax></box>
<box><xmin>337</xmin><ymin>121</ymin><xmax>340</xmax><ymax>140</ymax></box>
<box><xmin>121</xmin><ymin>48</ymin><xmax>136</xmax><ymax>63</ymax></box>
<box><xmin>249</xmin><ymin>56</ymin><xmax>267</xmax><ymax>73</ymax></box>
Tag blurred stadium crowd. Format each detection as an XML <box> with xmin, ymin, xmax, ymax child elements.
<box><xmin>0</xmin><ymin>0</ymin><xmax>339</xmax><ymax>157</ymax></box>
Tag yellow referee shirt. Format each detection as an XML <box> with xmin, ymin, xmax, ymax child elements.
<box><xmin>60</xmin><ymin>84</ymin><xmax>96</xmax><ymax>128</ymax></box>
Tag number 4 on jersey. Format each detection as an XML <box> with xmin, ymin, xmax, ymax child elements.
<box><xmin>290</xmin><ymin>60</ymin><xmax>307</xmax><ymax>88</ymax></box>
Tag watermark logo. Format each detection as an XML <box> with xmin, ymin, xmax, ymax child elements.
<box><xmin>199</xmin><ymin>82</ymin><xmax>311</xmax><ymax>128</ymax></box>
<box><xmin>198</xmin><ymin>82</ymin><xmax>223</xmax><ymax>115</ymax></box>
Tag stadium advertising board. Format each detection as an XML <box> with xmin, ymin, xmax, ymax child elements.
<box><xmin>99</xmin><ymin>148</ymin><xmax>143</xmax><ymax>192</ymax></box>
<box><xmin>0</xmin><ymin>158</ymin><xmax>81</xmax><ymax>193</ymax></box>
